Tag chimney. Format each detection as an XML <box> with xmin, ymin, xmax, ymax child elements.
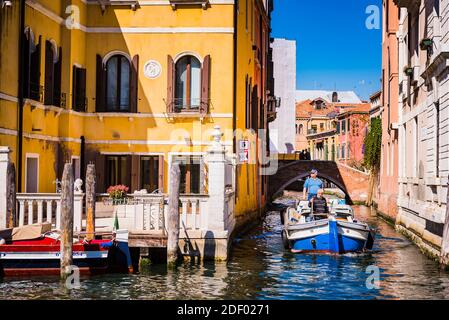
<box><xmin>332</xmin><ymin>91</ymin><xmax>338</xmax><ymax>103</ymax></box>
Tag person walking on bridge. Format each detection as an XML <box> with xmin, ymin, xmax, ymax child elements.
<box><xmin>303</xmin><ymin>169</ymin><xmax>323</xmax><ymax>201</ymax></box>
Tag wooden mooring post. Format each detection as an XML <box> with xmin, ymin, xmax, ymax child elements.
<box><xmin>60</xmin><ymin>163</ymin><xmax>74</xmax><ymax>279</ymax></box>
<box><xmin>167</xmin><ymin>162</ymin><xmax>180</xmax><ymax>267</ymax></box>
<box><xmin>441</xmin><ymin>174</ymin><xmax>449</xmax><ymax>268</ymax></box>
<box><xmin>6</xmin><ymin>162</ymin><xmax>16</xmax><ymax>228</ymax></box>
<box><xmin>85</xmin><ymin>163</ymin><xmax>96</xmax><ymax>241</ymax></box>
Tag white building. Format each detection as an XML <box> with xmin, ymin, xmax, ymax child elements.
<box><xmin>395</xmin><ymin>0</ymin><xmax>448</xmax><ymax>261</ymax></box>
<box><xmin>296</xmin><ymin>90</ymin><xmax>362</xmax><ymax>104</ymax></box>
<box><xmin>269</xmin><ymin>38</ymin><xmax>296</xmax><ymax>154</ymax></box>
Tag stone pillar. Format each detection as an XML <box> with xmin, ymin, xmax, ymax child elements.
<box><xmin>0</xmin><ymin>147</ymin><xmax>12</xmax><ymax>230</ymax></box>
<box><xmin>206</xmin><ymin>126</ymin><xmax>226</xmax><ymax>232</ymax></box>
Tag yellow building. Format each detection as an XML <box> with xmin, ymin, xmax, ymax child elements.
<box><xmin>0</xmin><ymin>0</ymin><xmax>276</xmax><ymax>224</ymax></box>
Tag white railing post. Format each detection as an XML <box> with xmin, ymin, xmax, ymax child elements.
<box><xmin>73</xmin><ymin>193</ymin><xmax>84</xmax><ymax>233</ymax></box>
<box><xmin>0</xmin><ymin>147</ymin><xmax>12</xmax><ymax>229</ymax></box>
<box><xmin>46</xmin><ymin>200</ymin><xmax>52</xmax><ymax>223</ymax></box>
<box><xmin>19</xmin><ymin>200</ymin><xmax>25</xmax><ymax>227</ymax></box>
<box><xmin>28</xmin><ymin>200</ymin><xmax>34</xmax><ymax>225</ymax></box>
<box><xmin>191</xmin><ymin>199</ymin><xmax>198</xmax><ymax>230</ymax></box>
<box><xmin>181</xmin><ymin>199</ymin><xmax>188</xmax><ymax>229</ymax></box>
<box><xmin>206</xmin><ymin>126</ymin><xmax>227</xmax><ymax>232</ymax></box>
<box><xmin>56</xmin><ymin>200</ymin><xmax>61</xmax><ymax>230</ymax></box>
<box><xmin>37</xmin><ymin>200</ymin><xmax>43</xmax><ymax>224</ymax></box>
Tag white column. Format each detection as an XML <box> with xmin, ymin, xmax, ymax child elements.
<box><xmin>206</xmin><ymin>126</ymin><xmax>227</xmax><ymax>232</ymax></box>
<box><xmin>73</xmin><ymin>193</ymin><xmax>84</xmax><ymax>233</ymax></box>
<box><xmin>0</xmin><ymin>147</ymin><xmax>11</xmax><ymax>229</ymax></box>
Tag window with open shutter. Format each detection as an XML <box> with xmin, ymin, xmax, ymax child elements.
<box><xmin>104</xmin><ymin>54</ymin><xmax>131</xmax><ymax>112</ymax></box>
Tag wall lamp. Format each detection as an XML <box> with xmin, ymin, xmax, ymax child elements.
<box><xmin>2</xmin><ymin>0</ymin><xmax>12</xmax><ymax>9</ymax></box>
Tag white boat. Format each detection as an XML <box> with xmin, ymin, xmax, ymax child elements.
<box><xmin>281</xmin><ymin>200</ymin><xmax>375</xmax><ymax>254</ymax></box>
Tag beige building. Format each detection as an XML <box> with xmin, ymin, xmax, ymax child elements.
<box><xmin>396</xmin><ymin>0</ymin><xmax>448</xmax><ymax>260</ymax></box>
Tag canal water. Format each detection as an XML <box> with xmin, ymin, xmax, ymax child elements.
<box><xmin>1</xmin><ymin>206</ymin><xmax>449</xmax><ymax>300</ymax></box>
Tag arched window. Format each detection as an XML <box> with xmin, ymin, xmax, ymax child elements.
<box><xmin>298</xmin><ymin>124</ymin><xmax>303</xmax><ymax>135</ymax></box>
<box><xmin>106</xmin><ymin>55</ymin><xmax>130</xmax><ymax>111</ymax></box>
<box><xmin>175</xmin><ymin>55</ymin><xmax>202</xmax><ymax>111</ymax></box>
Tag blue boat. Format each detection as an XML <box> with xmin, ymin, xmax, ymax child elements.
<box><xmin>281</xmin><ymin>200</ymin><xmax>375</xmax><ymax>254</ymax></box>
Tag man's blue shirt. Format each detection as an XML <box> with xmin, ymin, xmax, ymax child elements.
<box><xmin>304</xmin><ymin>177</ymin><xmax>323</xmax><ymax>196</ymax></box>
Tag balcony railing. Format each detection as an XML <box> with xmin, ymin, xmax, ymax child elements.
<box><xmin>166</xmin><ymin>98</ymin><xmax>209</xmax><ymax>117</ymax></box>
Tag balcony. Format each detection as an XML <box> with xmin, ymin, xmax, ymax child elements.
<box><xmin>89</xmin><ymin>0</ymin><xmax>140</xmax><ymax>10</ymax></box>
<box><xmin>166</xmin><ymin>98</ymin><xmax>209</xmax><ymax>120</ymax></box>
<box><xmin>169</xmin><ymin>0</ymin><xmax>209</xmax><ymax>9</ymax></box>
<box><xmin>267</xmin><ymin>95</ymin><xmax>280</xmax><ymax>123</ymax></box>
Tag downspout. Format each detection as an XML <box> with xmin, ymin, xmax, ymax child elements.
<box><xmin>17</xmin><ymin>0</ymin><xmax>26</xmax><ymax>192</ymax></box>
<box><xmin>232</xmin><ymin>2</ymin><xmax>238</xmax><ymax>154</ymax></box>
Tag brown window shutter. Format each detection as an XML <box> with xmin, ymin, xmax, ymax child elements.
<box><xmin>130</xmin><ymin>55</ymin><xmax>139</xmax><ymax>113</ymax></box>
<box><xmin>44</xmin><ymin>40</ymin><xmax>54</xmax><ymax>105</ymax></box>
<box><xmin>131</xmin><ymin>155</ymin><xmax>140</xmax><ymax>193</ymax></box>
<box><xmin>251</xmin><ymin>85</ymin><xmax>258</xmax><ymax>131</ymax></box>
<box><xmin>30</xmin><ymin>36</ymin><xmax>41</xmax><ymax>102</ymax></box>
<box><xmin>72</xmin><ymin>65</ymin><xmax>78</xmax><ymax>110</ymax></box>
<box><xmin>167</xmin><ymin>55</ymin><xmax>175</xmax><ymax>113</ymax></box>
<box><xmin>78</xmin><ymin>68</ymin><xmax>87</xmax><ymax>111</ymax></box>
<box><xmin>73</xmin><ymin>66</ymin><xmax>87</xmax><ymax>112</ymax></box>
<box><xmin>53</xmin><ymin>47</ymin><xmax>62</xmax><ymax>107</ymax></box>
<box><xmin>96</xmin><ymin>54</ymin><xmax>106</xmax><ymax>112</ymax></box>
<box><xmin>200</xmin><ymin>55</ymin><xmax>211</xmax><ymax>116</ymax></box>
<box><xmin>22</xmin><ymin>29</ymin><xmax>31</xmax><ymax>99</ymax></box>
<box><xmin>158</xmin><ymin>155</ymin><xmax>164</xmax><ymax>193</ymax></box>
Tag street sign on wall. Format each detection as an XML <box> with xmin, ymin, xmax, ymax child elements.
<box><xmin>239</xmin><ymin>140</ymin><xmax>250</xmax><ymax>163</ymax></box>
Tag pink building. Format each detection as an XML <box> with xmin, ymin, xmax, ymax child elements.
<box><xmin>378</xmin><ymin>0</ymin><xmax>399</xmax><ymax>221</ymax></box>
<box><xmin>336</xmin><ymin>104</ymin><xmax>371</xmax><ymax>166</ymax></box>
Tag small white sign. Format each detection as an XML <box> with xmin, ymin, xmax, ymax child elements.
<box><xmin>239</xmin><ymin>140</ymin><xmax>250</xmax><ymax>163</ymax></box>
<box><xmin>144</xmin><ymin>60</ymin><xmax>162</xmax><ymax>79</ymax></box>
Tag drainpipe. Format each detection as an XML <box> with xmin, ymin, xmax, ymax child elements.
<box><xmin>232</xmin><ymin>1</ymin><xmax>237</xmax><ymax>154</ymax></box>
<box><xmin>17</xmin><ymin>0</ymin><xmax>26</xmax><ymax>192</ymax></box>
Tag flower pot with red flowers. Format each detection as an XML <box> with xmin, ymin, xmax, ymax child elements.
<box><xmin>107</xmin><ymin>185</ymin><xmax>129</xmax><ymax>205</ymax></box>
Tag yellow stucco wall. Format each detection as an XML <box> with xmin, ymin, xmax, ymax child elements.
<box><xmin>0</xmin><ymin>0</ymin><xmax>268</xmax><ymax>218</ymax></box>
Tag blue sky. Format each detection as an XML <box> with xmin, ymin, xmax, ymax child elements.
<box><xmin>271</xmin><ymin>0</ymin><xmax>382</xmax><ymax>100</ymax></box>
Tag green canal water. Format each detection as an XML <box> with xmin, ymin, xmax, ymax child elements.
<box><xmin>1</xmin><ymin>206</ymin><xmax>449</xmax><ymax>300</ymax></box>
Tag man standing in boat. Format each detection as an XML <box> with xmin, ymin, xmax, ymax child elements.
<box><xmin>303</xmin><ymin>169</ymin><xmax>323</xmax><ymax>201</ymax></box>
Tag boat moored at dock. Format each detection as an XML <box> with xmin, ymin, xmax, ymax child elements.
<box><xmin>0</xmin><ymin>223</ymin><xmax>133</xmax><ymax>277</ymax></box>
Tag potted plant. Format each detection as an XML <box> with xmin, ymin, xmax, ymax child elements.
<box><xmin>403</xmin><ymin>66</ymin><xmax>414</xmax><ymax>77</ymax></box>
<box><xmin>420</xmin><ymin>38</ymin><xmax>433</xmax><ymax>50</ymax></box>
<box><xmin>107</xmin><ymin>185</ymin><xmax>129</xmax><ymax>205</ymax></box>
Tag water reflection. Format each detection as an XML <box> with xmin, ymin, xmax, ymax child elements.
<box><xmin>1</xmin><ymin>206</ymin><xmax>449</xmax><ymax>299</ymax></box>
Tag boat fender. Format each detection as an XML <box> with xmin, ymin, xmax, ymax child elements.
<box><xmin>0</xmin><ymin>237</ymin><xmax>5</xmax><ymax>245</ymax></box>
<box><xmin>100</xmin><ymin>240</ymin><xmax>114</xmax><ymax>249</ymax></box>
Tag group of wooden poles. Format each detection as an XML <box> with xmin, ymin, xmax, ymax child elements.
<box><xmin>58</xmin><ymin>161</ymin><xmax>182</xmax><ymax>279</ymax></box>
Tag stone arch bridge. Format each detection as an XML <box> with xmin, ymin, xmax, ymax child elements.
<box><xmin>268</xmin><ymin>160</ymin><xmax>370</xmax><ymax>204</ymax></box>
